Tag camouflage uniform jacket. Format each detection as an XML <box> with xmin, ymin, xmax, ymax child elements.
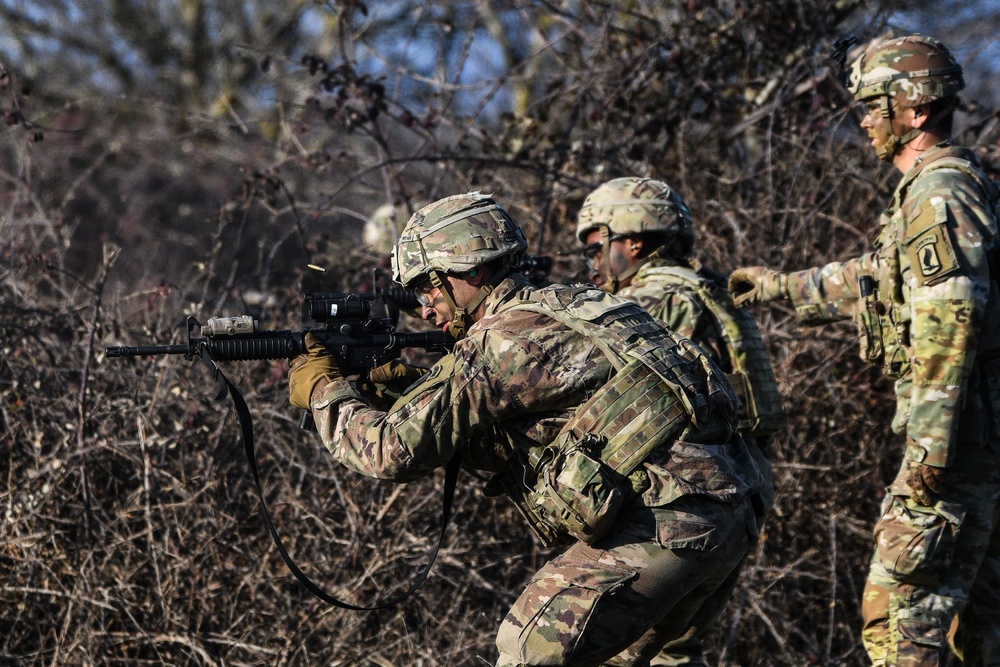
<box><xmin>308</xmin><ymin>273</ymin><xmax>761</xmax><ymax>538</ymax></box>
<box><xmin>620</xmin><ymin>258</ymin><xmax>784</xmax><ymax>439</ymax></box>
<box><xmin>620</xmin><ymin>259</ymin><xmax>729</xmax><ymax>363</ymax></box>
<box><xmin>782</xmin><ymin>142</ymin><xmax>1000</xmax><ymax>468</ymax></box>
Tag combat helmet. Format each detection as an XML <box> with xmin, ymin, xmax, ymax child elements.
<box><xmin>847</xmin><ymin>34</ymin><xmax>964</xmax><ymax>160</ymax></box>
<box><xmin>391</xmin><ymin>192</ymin><xmax>528</xmax><ymax>338</ymax></box>
<box><xmin>576</xmin><ymin>177</ymin><xmax>695</xmax><ymax>291</ymax></box>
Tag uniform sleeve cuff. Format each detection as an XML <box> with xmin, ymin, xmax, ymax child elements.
<box><xmin>310</xmin><ymin>377</ymin><xmax>359</xmax><ymax>409</ymax></box>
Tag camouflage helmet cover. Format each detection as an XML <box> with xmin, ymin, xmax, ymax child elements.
<box><xmin>576</xmin><ymin>177</ymin><xmax>695</xmax><ymax>256</ymax></box>
<box><xmin>847</xmin><ymin>34</ymin><xmax>964</xmax><ymax>108</ymax></box>
<box><xmin>391</xmin><ymin>192</ymin><xmax>528</xmax><ymax>287</ymax></box>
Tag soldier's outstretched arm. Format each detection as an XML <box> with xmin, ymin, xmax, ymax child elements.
<box><xmin>732</xmin><ymin>253</ymin><xmax>877</xmax><ymax>324</ymax></box>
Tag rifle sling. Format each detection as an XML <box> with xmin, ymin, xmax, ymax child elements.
<box><xmin>223</xmin><ymin>371</ymin><xmax>461</xmax><ymax>610</ymax></box>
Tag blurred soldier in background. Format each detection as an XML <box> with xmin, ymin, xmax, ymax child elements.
<box><xmin>577</xmin><ymin>177</ymin><xmax>783</xmax><ymax>666</ymax></box>
<box><xmin>730</xmin><ymin>35</ymin><xmax>1000</xmax><ymax>666</ymax></box>
<box><xmin>289</xmin><ymin>192</ymin><xmax>765</xmax><ymax>666</ymax></box>
<box><xmin>363</xmin><ymin>202</ymin><xmax>409</xmax><ymax>256</ymax></box>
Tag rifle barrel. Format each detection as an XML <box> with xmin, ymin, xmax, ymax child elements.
<box><xmin>104</xmin><ymin>328</ymin><xmax>450</xmax><ymax>362</ymax></box>
<box><xmin>105</xmin><ymin>344</ymin><xmax>190</xmax><ymax>357</ymax></box>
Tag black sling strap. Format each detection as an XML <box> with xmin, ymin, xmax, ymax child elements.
<box><xmin>223</xmin><ymin>369</ymin><xmax>462</xmax><ymax>610</ymax></box>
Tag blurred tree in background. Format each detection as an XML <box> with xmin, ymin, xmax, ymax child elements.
<box><xmin>2</xmin><ymin>1</ymin><xmax>998</xmax><ymax>665</ymax></box>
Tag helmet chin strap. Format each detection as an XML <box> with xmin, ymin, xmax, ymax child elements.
<box><xmin>873</xmin><ymin>96</ymin><xmax>957</xmax><ymax>162</ymax></box>
<box><xmin>599</xmin><ymin>226</ymin><xmax>621</xmax><ymax>293</ymax></box>
<box><xmin>428</xmin><ymin>269</ymin><xmax>502</xmax><ymax>340</ymax></box>
<box><xmin>598</xmin><ymin>226</ymin><xmax>655</xmax><ymax>293</ymax></box>
<box><xmin>874</xmin><ymin>97</ymin><xmax>907</xmax><ymax>161</ymax></box>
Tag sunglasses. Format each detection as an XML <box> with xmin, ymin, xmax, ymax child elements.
<box><xmin>581</xmin><ymin>233</ymin><xmax>628</xmax><ymax>260</ymax></box>
<box><xmin>412</xmin><ymin>279</ymin><xmax>438</xmax><ymax>307</ymax></box>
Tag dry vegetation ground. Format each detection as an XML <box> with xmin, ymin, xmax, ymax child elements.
<box><xmin>3</xmin><ymin>5</ymin><xmax>999</xmax><ymax>663</ymax></box>
<box><xmin>2</xmin><ymin>201</ymin><xmax>910</xmax><ymax>666</ymax></box>
<box><xmin>8</xmin><ymin>130</ymin><xmax>997</xmax><ymax>667</ymax></box>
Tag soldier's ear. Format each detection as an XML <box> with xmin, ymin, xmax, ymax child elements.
<box><xmin>627</xmin><ymin>236</ymin><xmax>644</xmax><ymax>258</ymax></box>
<box><xmin>466</xmin><ymin>267</ymin><xmax>488</xmax><ymax>286</ymax></box>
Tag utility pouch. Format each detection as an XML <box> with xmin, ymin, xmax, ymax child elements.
<box><xmin>528</xmin><ymin>357</ymin><xmax>691</xmax><ymax>545</ymax></box>
<box><xmin>529</xmin><ymin>435</ymin><xmax>626</xmax><ymax>545</ymax></box>
<box><xmin>856</xmin><ymin>273</ymin><xmax>885</xmax><ymax>366</ymax></box>
<box><xmin>491</xmin><ymin>468</ymin><xmax>570</xmax><ymax>548</ymax></box>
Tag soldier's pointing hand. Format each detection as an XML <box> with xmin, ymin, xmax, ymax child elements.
<box><xmin>728</xmin><ymin>267</ymin><xmax>789</xmax><ymax>307</ymax></box>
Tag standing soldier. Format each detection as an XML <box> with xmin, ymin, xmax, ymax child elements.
<box><xmin>289</xmin><ymin>192</ymin><xmax>765</xmax><ymax>665</ymax></box>
<box><xmin>729</xmin><ymin>35</ymin><xmax>1000</xmax><ymax>666</ymax></box>
<box><xmin>577</xmin><ymin>177</ymin><xmax>783</xmax><ymax>666</ymax></box>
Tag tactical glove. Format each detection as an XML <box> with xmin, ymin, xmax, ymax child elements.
<box><xmin>728</xmin><ymin>267</ymin><xmax>789</xmax><ymax>307</ymax></box>
<box><xmin>288</xmin><ymin>333</ymin><xmax>342</xmax><ymax>409</ymax></box>
<box><xmin>365</xmin><ymin>360</ymin><xmax>430</xmax><ymax>403</ymax></box>
<box><xmin>907</xmin><ymin>462</ymin><xmax>948</xmax><ymax>507</ymax></box>
<box><xmin>369</xmin><ymin>360</ymin><xmax>429</xmax><ymax>386</ymax></box>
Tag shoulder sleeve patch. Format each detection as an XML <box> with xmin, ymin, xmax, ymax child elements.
<box><xmin>904</xmin><ymin>197</ymin><xmax>959</xmax><ymax>286</ymax></box>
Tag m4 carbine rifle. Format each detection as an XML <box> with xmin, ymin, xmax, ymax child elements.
<box><xmin>104</xmin><ymin>284</ymin><xmax>456</xmax><ymax>610</ymax></box>
<box><xmin>104</xmin><ymin>254</ymin><xmax>553</xmax><ymax>388</ymax></box>
<box><xmin>105</xmin><ymin>286</ymin><xmax>451</xmax><ymax>401</ymax></box>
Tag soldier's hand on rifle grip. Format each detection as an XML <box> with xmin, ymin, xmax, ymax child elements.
<box><xmin>289</xmin><ymin>333</ymin><xmax>342</xmax><ymax>410</ymax></box>
<box><xmin>369</xmin><ymin>360</ymin><xmax>429</xmax><ymax>385</ymax></box>
<box><xmin>365</xmin><ymin>360</ymin><xmax>430</xmax><ymax>403</ymax></box>
<box><xmin>728</xmin><ymin>267</ymin><xmax>789</xmax><ymax>308</ymax></box>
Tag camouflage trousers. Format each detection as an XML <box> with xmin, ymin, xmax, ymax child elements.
<box><xmin>651</xmin><ymin>439</ymin><xmax>774</xmax><ymax>667</ymax></box>
<box><xmin>494</xmin><ymin>497</ymin><xmax>757</xmax><ymax>667</ymax></box>
<box><xmin>861</xmin><ymin>439</ymin><xmax>1000</xmax><ymax>666</ymax></box>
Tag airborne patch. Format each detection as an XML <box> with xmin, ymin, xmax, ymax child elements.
<box><xmin>916</xmin><ymin>235</ymin><xmax>944</xmax><ymax>276</ymax></box>
<box><xmin>906</xmin><ymin>229</ymin><xmax>959</xmax><ymax>285</ymax></box>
